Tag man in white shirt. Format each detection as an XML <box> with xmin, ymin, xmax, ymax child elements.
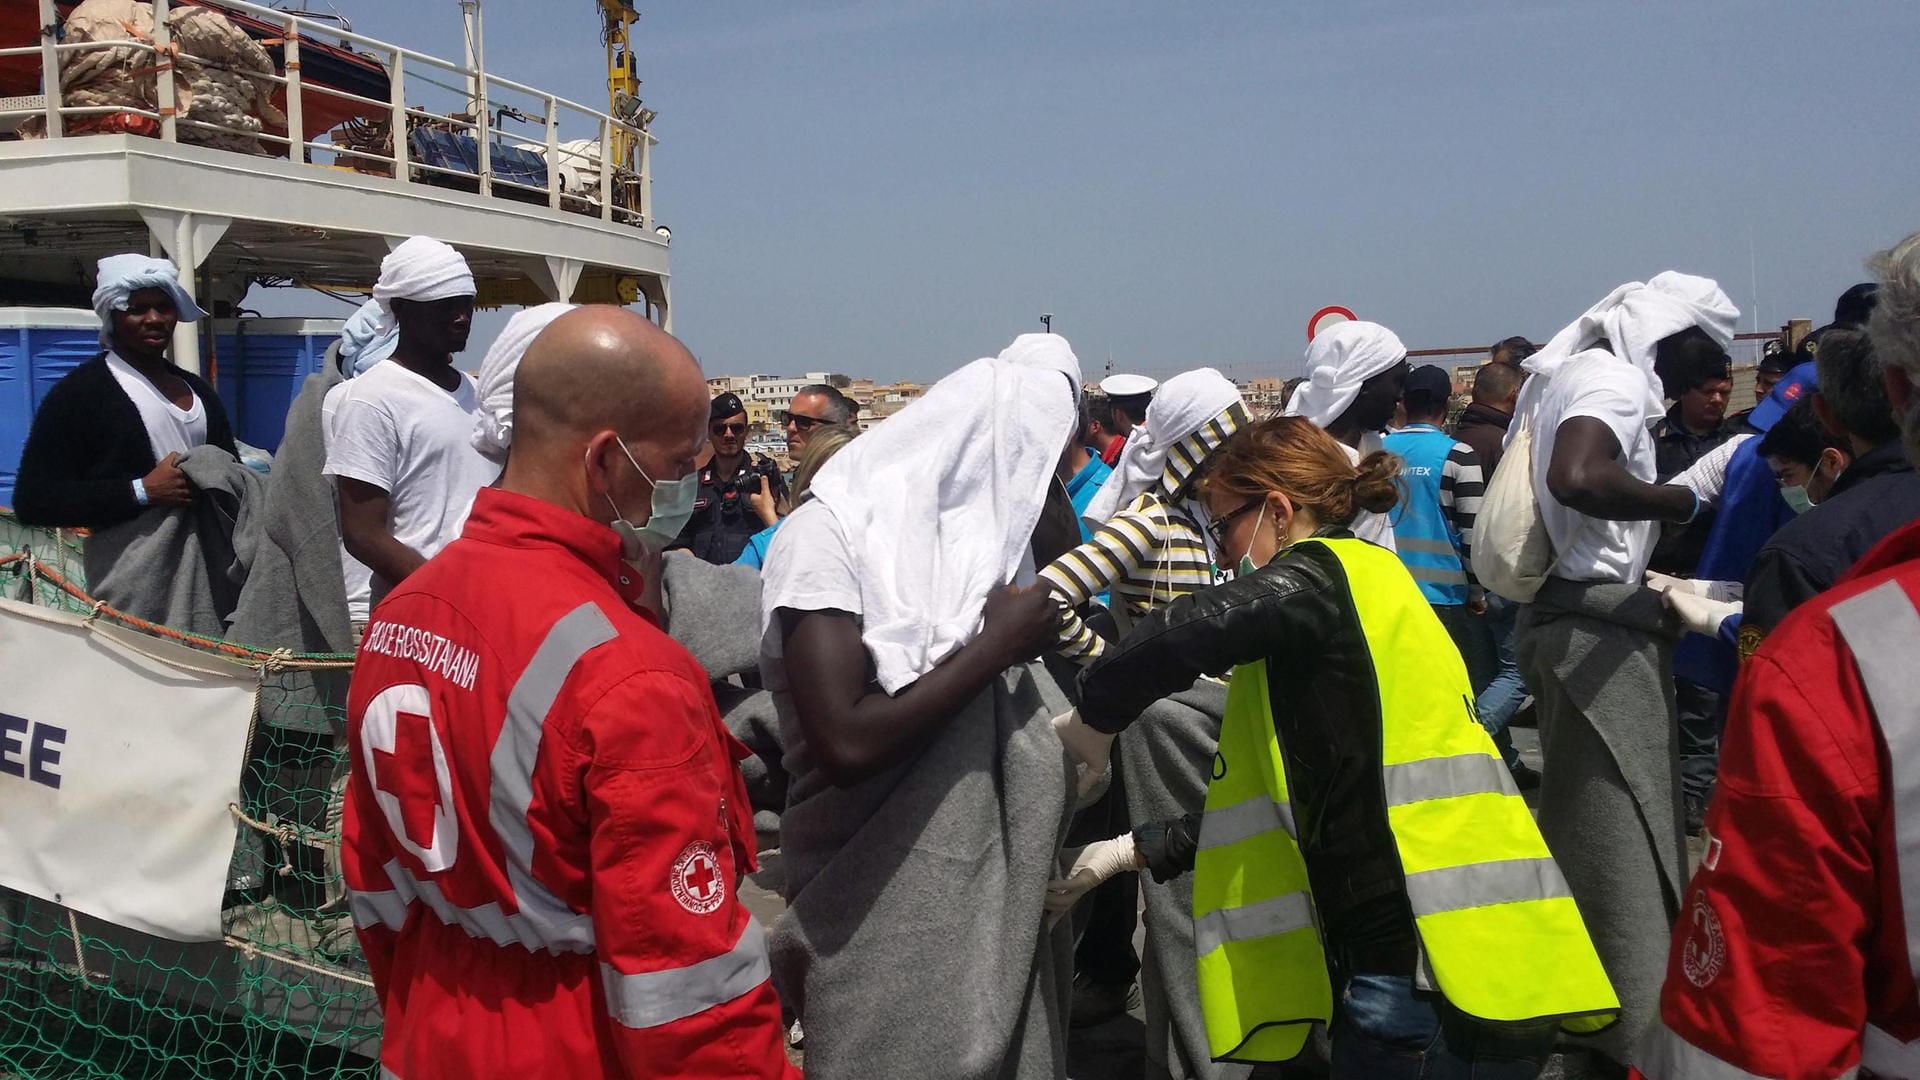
<box><xmin>1507</xmin><ymin>272</ymin><xmax>1739</xmax><ymax>1072</ymax></box>
<box><xmin>323</xmin><ymin>237</ymin><xmax>497</xmax><ymax>610</ymax></box>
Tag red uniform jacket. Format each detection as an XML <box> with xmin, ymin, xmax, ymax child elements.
<box><xmin>343</xmin><ymin>488</ymin><xmax>795</xmax><ymax>1079</ymax></box>
<box><xmin>1635</xmin><ymin>517</ymin><xmax>1920</xmax><ymax>1080</ymax></box>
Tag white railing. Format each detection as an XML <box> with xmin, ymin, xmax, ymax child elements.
<box><xmin>0</xmin><ymin>0</ymin><xmax>657</xmax><ymax>229</ymax></box>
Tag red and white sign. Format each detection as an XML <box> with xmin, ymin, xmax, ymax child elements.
<box><xmin>1307</xmin><ymin>305</ymin><xmax>1357</xmax><ymax>342</ymax></box>
<box><xmin>670</xmin><ymin>841</ymin><xmax>725</xmax><ymax>915</ymax></box>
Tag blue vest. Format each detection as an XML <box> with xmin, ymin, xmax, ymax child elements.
<box><xmin>1381</xmin><ymin>424</ymin><xmax>1468</xmax><ymax>606</ymax></box>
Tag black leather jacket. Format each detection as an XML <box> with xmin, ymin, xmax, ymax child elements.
<box><xmin>1079</xmin><ymin>530</ymin><xmax>1417</xmax><ymax>960</ymax></box>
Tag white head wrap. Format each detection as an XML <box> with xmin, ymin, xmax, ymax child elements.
<box><xmin>371</xmin><ymin>236</ymin><xmax>476</xmax><ymax>332</ymax></box>
<box><xmin>773</xmin><ymin>334</ymin><xmax>1082</xmax><ymax>694</ymax></box>
<box><xmin>337</xmin><ymin>298</ymin><xmax>399</xmax><ymax>376</ymax></box>
<box><xmin>91</xmin><ymin>253</ymin><xmax>207</xmax><ymax>347</ymax></box>
<box><xmin>1084</xmin><ymin>367</ymin><xmax>1242</xmax><ymax>525</ymax></box>
<box><xmin>1514</xmin><ymin>272</ymin><xmax>1739</xmax><ymax>431</ymax></box>
<box><xmin>1285</xmin><ymin>321</ymin><xmax>1408</xmax><ymax>428</ymax></box>
<box><xmin>471</xmin><ymin>303</ymin><xmax>578</xmax><ymax>463</ymax></box>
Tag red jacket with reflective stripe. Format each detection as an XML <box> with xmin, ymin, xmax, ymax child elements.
<box><xmin>342</xmin><ymin>488</ymin><xmax>794</xmax><ymax>1080</ymax></box>
<box><xmin>1634</xmin><ymin>518</ymin><xmax>1920</xmax><ymax>1080</ymax></box>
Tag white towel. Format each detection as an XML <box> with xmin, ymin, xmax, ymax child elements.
<box><xmin>91</xmin><ymin>253</ymin><xmax>207</xmax><ymax>346</ymax></box>
<box><xmin>337</xmin><ymin>299</ymin><xmax>399</xmax><ymax>377</ymax></box>
<box><xmin>1514</xmin><ymin>271</ymin><xmax>1739</xmax><ymax>437</ymax></box>
<box><xmin>800</xmin><ymin>335</ymin><xmax>1082</xmax><ymax>694</ymax></box>
<box><xmin>371</xmin><ymin>236</ymin><xmax>476</xmax><ymax>335</ymax></box>
<box><xmin>471</xmin><ymin>303</ymin><xmax>577</xmax><ymax>463</ymax></box>
<box><xmin>1285</xmin><ymin>320</ymin><xmax>1407</xmax><ymax>428</ymax></box>
<box><xmin>1084</xmin><ymin>367</ymin><xmax>1242</xmax><ymax>526</ymax></box>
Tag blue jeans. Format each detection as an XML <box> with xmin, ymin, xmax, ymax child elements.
<box><xmin>1474</xmin><ymin>596</ymin><xmax>1526</xmax><ymax>767</ymax></box>
<box><xmin>1332</xmin><ymin>974</ymin><xmax>1556</xmax><ymax>1079</ymax></box>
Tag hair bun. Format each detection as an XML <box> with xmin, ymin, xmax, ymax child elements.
<box><xmin>1350</xmin><ymin>450</ymin><xmax>1403</xmax><ymax>516</ymax></box>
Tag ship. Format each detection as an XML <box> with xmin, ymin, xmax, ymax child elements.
<box><xmin>0</xmin><ymin>2</ymin><xmax>666</xmax><ymax>1075</ymax></box>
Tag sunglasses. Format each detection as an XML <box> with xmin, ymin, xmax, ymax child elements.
<box><xmin>779</xmin><ymin>411</ymin><xmax>833</xmax><ymax>430</ymax></box>
<box><xmin>1205</xmin><ymin>498</ymin><xmax>1263</xmax><ymax>549</ymax></box>
<box><xmin>711</xmin><ymin>422</ymin><xmax>747</xmax><ymax>435</ymax></box>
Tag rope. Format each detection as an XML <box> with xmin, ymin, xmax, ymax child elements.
<box><xmin>3</xmin><ymin>552</ymin><xmax>356</xmax><ymax>669</ymax></box>
<box><xmin>229</xmin><ymin>802</ymin><xmax>336</xmax><ymax>855</ymax></box>
<box><xmin>222</xmin><ymin>935</ymin><xmax>375</xmax><ymax>989</ymax></box>
<box><xmin>66</xmin><ymin>910</ymin><xmax>103</xmax><ymax>984</ymax></box>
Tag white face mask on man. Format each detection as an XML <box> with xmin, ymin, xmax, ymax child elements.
<box><xmin>595</xmin><ymin>436</ymin><xmax>698</xmax><ymax>560</ymax></box>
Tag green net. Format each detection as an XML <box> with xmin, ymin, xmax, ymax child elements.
<box><xmin>1</xmin><ymin>513</ymin><xmax>382</xmax><ymax>1079</ymax></box>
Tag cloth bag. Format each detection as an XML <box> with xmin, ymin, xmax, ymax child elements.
<box><xmin>1471</xmin><ymin>410</ymin><xmax>1555</xmax><ymax>602</ymax></box>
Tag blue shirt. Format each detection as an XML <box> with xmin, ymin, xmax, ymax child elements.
<box><xmin>1064</xmin><ymin>453</ymin><xmax>1114</xmax><ymax>543</ymax></box>
<box><xmin>735</xmin><ymin>521</ymin><xmax>781</xmax><ymax>569</ymax></box>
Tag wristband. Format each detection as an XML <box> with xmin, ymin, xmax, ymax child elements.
<box><xmin>1683</xmin><ymin>487</ymin><xmax>1701</xmax><ymax>524</ymax></box>
<box><xmin>132</xmin><ymin>478</ymin><xmax>149</xmax><ymax>506</ymax></box>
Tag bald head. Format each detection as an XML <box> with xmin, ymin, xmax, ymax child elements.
<box><xmin>502</xmin><ymin>306</ymin><xmax>709</xmax><ymax>520</ymax></box>
<box><xmin>514</xmin><ymin>306</ymin><xmax>705</xmax><ymax>446</ymax></box>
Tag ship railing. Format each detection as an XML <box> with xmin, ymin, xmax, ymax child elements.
<box><xmin>0</xmin><ymin>0</ymin><xmax>656</xmax><ymax>229</ymax></box>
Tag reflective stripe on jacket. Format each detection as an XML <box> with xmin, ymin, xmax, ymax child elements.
<box><xmin>1634</xmin><ymin>518</ymin><xmax>1920</xmax><ymax>1080</ymax></box>
<box><xmin>343</xmin><ymin>488</ymin><xmax>794</xmax><ymax>1079</ymax></box>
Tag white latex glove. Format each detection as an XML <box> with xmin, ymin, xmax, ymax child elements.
<box><xmin>1660</xmin><ymin>585</ymin><xmax>1743</xmax><ymax>637</ymax></box>
<box><xmin>1052</xmin><ymin>709</ymin><xmax>1116</xmax><ymax>798</ymax></box>
<box><xmin>1646</xmin><ymin>572</ymin><xmax>1742</xmax><ymax>604</ymax></box>
<box><xmin>1045</xmin><ymin>834</ymin><xmax>1140</xmax><ymax>915</ymax></box>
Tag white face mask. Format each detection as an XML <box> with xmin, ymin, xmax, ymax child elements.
<box><xmin>597</xmin><ymin>437</ymin><xmax>698</xmax><ymax>560</ymax></box>
<box><xmin>1235</xmin><ymin>503</ymin><xmax>1270</xmax><ymax>578</ymax></box>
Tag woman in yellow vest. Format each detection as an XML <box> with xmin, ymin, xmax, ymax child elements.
<box><xmin>1049</xmin><ymin>416</ymin><xmax>1617</xmax><ymax>1078</ymax></box>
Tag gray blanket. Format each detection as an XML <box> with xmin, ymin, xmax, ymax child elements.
<box><xmin>1117</xmin><ymin>678</ymin><xmax>1257</xmax><ymax>1080</ymax></box>
<box><xmin>771</xmin><ymin>661</ymin><xmax>1077</xmax><ymax>1079</ymax></box>
<box><xmin>660</xmin><ymin>552</ymin><xmax>763</xmax><ymax>680</ymax></box>
<box><xmin>84</xmin><ymin>444</ymin><xmax>264</xmax><ymax>638</ymax></box>
<box><xmin>1516</xmin><ymin>577</ymin><xmax>1684</xmax><ymax>1066</ymax></box>
<box><xmin>657</xmin><ymin>552</ymin><xmax>787</xmax><ymax>819</ymax></box>
<box><xmin>228</xmin><ymin>369</ymin><xmax>354</xmax><ymax>733</ymax></box>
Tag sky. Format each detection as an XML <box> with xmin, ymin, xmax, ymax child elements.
<box><xmin>266</xmin><ymin>0</ymin><xmax>1920</xmax><ymax>383</ymax></box>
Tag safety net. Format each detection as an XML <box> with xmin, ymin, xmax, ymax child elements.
<box><xmin>0</xmin><ymin>512</ymin><xmax>381</xmax><ymax>1079</ymax></box>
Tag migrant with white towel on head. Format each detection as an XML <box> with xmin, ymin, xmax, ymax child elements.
<box><xmin>760</xmin><ymin>333</ymin><xmax>1087</xmax><ymax>1079</ymax></box>
<box><xmin>1286</xmin><ymin>319</ymin><xmax>1410</xmax><ymax>549</ymax></box>
<box><xmin>322</xmin><ymin>237</ymin><xmax>494</xmax><ymax>607</ymax></box>
<box><xmin>13</xmin><ymin>253</ymin><xmax>234</xmax><ymax>531</ymax></box>
<box><xmin>1503</xmin><ymin>271</ymin><xmax>1740</xmax><ymax>1071</ymax></box>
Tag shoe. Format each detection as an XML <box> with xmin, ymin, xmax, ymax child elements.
<box><xmin>787</xmin><ymin>1018</ymin><xmax>805</xmax><ymax>1049</ymax></box>
<box><xmin>1069</xmin><ymin>974</ymin><xmax>1141</xmax><ymax>1029</ymax></box>
<box><xmin>1508</xmin><ymin>761</ymin><xmax>1542</xmax><ymax>791</ymax></box>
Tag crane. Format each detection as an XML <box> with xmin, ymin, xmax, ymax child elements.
<box><xmin>598</xmin><ymin>0</ymin><xmax>645</xmax><ymax>170</ymax></box>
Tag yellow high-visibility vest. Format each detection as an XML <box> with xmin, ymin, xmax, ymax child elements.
<box><xmin>1193</xmin><ymin>537</ymin><xmax>1618</xmax><ymax>1063</ymax></box>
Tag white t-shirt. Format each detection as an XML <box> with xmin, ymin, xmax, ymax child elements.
<box><xmin>1343</xmin><ymin>432</ymin><xmax>1397</xmax><ymax>551</ymax></box>
<box><xmin>757</xmin><ymin>502</ymin><xmax>862</xmax><ymax>688</ymax></box>
<box><xmin>321</xmin><ymin>381</ymin><xmax>375</xmax><ymax>624</ymax></box>
<box><xmin>1530</xmin><ymin>355</ymin><xmax>1660</xmax><ymax>584</ymax></box>
<box><xmin>105</xmin><ymin>350</ymin><xmax>207</xmax><ymax>460</ymax></box>
<box><xmin>322</xmin><ymin>360</ymin><xmax>497</xmax><ymax>605</ymax></box>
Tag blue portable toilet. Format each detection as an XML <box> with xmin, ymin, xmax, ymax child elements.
<box><xmin>212</xmin><ymin>317</ymin><xmax>345</xmax><ymax>452</ymax></box>
<box><xmin>0</xmin><ymin>307</ymin><xmax>107</xmax><ymax>509</ymax></box>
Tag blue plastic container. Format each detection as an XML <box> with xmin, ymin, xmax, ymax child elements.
<box><xmin>0</xmin><ymin>308</ymin><xmax>107</xmax><ymax>509</ymax></box>
<box><xmin>212</xmin><ymin>317</ymin><xmax>343</xmax><ymax>452</ymax></box>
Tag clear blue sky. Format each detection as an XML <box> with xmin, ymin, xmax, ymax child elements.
<box><xmin>275</xmin><ymin>0</ymin><xmax>1920</xmax><ymax>383</ymax></box>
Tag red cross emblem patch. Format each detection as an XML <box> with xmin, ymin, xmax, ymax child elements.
<box><xmin>670</xmin><ymin>841</ymin><xmax>725</xmax><ymax>915</ymax></box>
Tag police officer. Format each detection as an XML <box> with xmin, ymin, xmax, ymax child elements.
<box><xmin>675</xmin><ymin>391</ymin><xmax>787</xmax><ymax>564</ymax></box>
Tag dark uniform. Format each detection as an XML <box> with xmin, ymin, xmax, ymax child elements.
<box><xmin>674</xmin><ymin>454</ymin><xmax>786</xmax><ymax>564</ymax></box>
